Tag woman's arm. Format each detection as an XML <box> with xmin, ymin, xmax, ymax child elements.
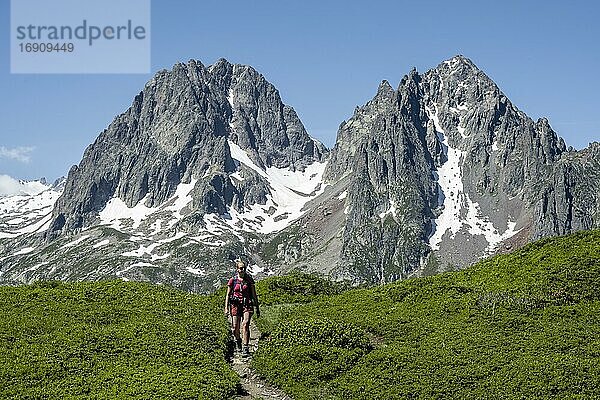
<box><xmin>224</xmin><ymin>286</ymin><xmax>231</xmax><ymax>315</ymax></box>
<box><xmin>251</xmin><ymin>284</ymin><xmax>260</xmax><ymax>317</ymax></box>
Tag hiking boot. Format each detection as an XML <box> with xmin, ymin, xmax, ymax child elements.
<box><xmin>243</xmin><ymin>345</ymin><xmax>250</xmax><ymax>357</ymax></box>
<box><xmin>235</xmin><ymin>339</ymin><xmax>242</xmax><ymax>353</ymax></box>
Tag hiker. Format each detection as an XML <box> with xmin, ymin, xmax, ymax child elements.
<box><xmin>224</xmin><ymin>260</ymin><xmax>260</xmax><ymax>356</ymax></box>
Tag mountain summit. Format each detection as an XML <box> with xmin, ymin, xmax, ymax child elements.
<box><xmin>264</xmin><ymin>55</ymin><xmax>599</xmax><ymax>282</ymax></box>
<box><xmin>49</xmin><ymin>59</ymin><xmax>327</xmax><ymax>235</ymax></box>
<box><xmin>1</xmin><ymin>56</ymin><xmax>598</xmax><ymax>290</ymax></box>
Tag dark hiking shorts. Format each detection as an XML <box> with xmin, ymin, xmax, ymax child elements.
<box><xmin>231</xmin><ymin>303</ymin><xmax>254</xmax><ymax>317</ymax></box>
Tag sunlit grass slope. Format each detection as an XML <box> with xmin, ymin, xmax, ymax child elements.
<box><xmin>0</xmin><ymin>280</ymin><xmax>238</xmax><ymax>399</ymax></box>
<box><xmin>253</xmin><ymin>230</ymin><xmax>600</xmax><ymax>399</ymax></box>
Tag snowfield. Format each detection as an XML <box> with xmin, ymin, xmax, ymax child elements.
<box><xmin>425</xmin><ymin>101</ymin><xmax>520</xmax><ymax>253</ymax></box>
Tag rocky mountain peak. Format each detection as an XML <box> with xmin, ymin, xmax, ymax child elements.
<box><xmin>314</xmin><ymin>55</ymin><xmax>596</xmax><ymax>283</ymax></box>
<box><xmin>47</xmin><ymin>59</ymin><xmax>328</xmax><ymax>235</ymax></box>
<box><xmin>434</xmin><ymin>55</ymin><xmax>487</xmax><ymax>82</ymax></box>
<box><xmin>2</xmin><ymin>55</ymin><xmax>598</xmax><ymax>293</ymax></box>
<box><xmin>376</xmin><ymin>80</ymin><xmax>394</xmax><ymax>98</ymax></box>
<box><xmin>442</xmin><ymin>54</ymin><xmax>477</xmax><ymax>69</ymax></box>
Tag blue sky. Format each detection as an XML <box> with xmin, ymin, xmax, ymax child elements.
<box><xmin>1</xmin><ymin>0</ymin><xmax>599</xmax><ymax>181</ymax></box>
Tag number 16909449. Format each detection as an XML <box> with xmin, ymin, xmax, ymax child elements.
<box><xmin>19</xmin><ymin>42</ymin><xmax>74</xmax><ymax>52</ymax></box>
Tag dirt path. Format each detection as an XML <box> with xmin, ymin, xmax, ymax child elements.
<box><xmin>231</xmin><ymin>318</ymin><xmax>292</xmax><ymax>400</ymax></box>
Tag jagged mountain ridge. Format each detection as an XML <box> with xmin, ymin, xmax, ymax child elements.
<box><xmin>1</xmin><ymin>59</ymin><xmax>328</xmax><ymax>291</ymax></box>
<box><xmin>263</xmin><ymin>55</ymin><xmax>599</xmax><ymax>283</ymax></box>
<box><xmin>1</xmin><ymin>55</ymin><xmax>599</xmax><ymax>291</ymax></box>
<box><xmin>49</xmin><ymin>58</ymin><xmax>327</xmax><ymax>235</ymax></box>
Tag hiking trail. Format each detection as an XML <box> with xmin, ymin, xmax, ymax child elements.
<box><xmin>231</xmin><ymin>318</ymin><xmax>292</xmax><ymax>400</ymax></box>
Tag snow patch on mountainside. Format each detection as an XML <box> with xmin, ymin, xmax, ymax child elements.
<box><xmin>425</xmin><ymin>104</ymin><xmax>519</xmax><ymax>251</ymax></box>
<box><xmin>464</xmin><ymin>194</ymin><xmax>522</xmax><ymax>252</ymax></box>
<box><xmin>93</xmin><ymin>239</ymin><xmax>110</xmax><ymax>249</ymax></box>
<box><xmin>60</xmin><ymin>235</ymin><xmax>90</xmax><ymax>249</ymax></box>
<box><xmin>379</xmin><ymin>199</ymin><xmax>397</xmax><ymax>220</ymax></box>
<box><xmin>266</xmin><ymin>162</ymin><xmax>325</xmax><ymax>195</ymax></box>
<box><xmin>98</xmin><ymin>179</ymin><xmax>197</xmax><ymax>232</ymax></box>
<box><xmin>227</xmin><ymin>88</ymin><xmax>235</xmax><ymax>108</ymax></box>
<box><xmin>99</xmin><ymin>195</ymin><xmax>158</xmax><ymax>230</ymax></box>
<box><xmin>226</xmin><ymin>140</ymin><xmax>327</xmax><ymax>234</ymax></box>
<box><xmin>0</xmin><ymin>183</ymin><xmax>62</xmax><ymax>238</ymax></box>
<box><xmin>426</xmin><ymin>105</ymin><xmax>466</xmax><ymax>250</ymax></box>
<box><xmin>14</xmin><ymin>247</ymin><xmax>36</xmax><ymax>255</ymax></box>
<box><xmin>0</xmin><ymin>175</ymin><xmax>48</xmax><ymax>197</ymax></box>
<box><xmin>186</xmin><ymin>266</ymin><xmax>206</xmax><ymax>276</ymax></box>
<box><xmin>122</xmin><ymin>242</ymin><xmax>160</xmax><ymax>258</ymax></box>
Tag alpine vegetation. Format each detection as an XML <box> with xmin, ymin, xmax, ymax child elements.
<box><xmin>252</xmin><ymin>230</ymin><xmax>600</xmax><ymax>399</ymax></box>
<box><xmin>0</xmin><ymin>280</ymin><xmax>238</xmax><ymax>399</ymax></box>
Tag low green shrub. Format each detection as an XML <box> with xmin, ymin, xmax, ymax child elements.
<box><xmin>253</xmin><ymin>317</ymin><xmax>372</xmax><ymax>399</ymax></box>
<box><xmin>0</xmin><ymin>280</ymin><xmax>238</xmax><ymax>399</ymax></box>
<box><xmin>255</xmin><ymin>272</ymin><xmax>348</xmax><ymax>306</ymax></box>
<box><xmin>253</xmin><ymin>230</ymin><xmax>600</xmax><ymax>399</ymax></box>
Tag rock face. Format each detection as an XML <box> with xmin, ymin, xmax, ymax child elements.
<box><xmin>1</xmin><ymin>55</ymin><xmax>599</xmax><ymax>291</ymax></box>
<box><xmin>533</xmin><ymin>142</ymin><xmax>600</xmax><ymax>238</ymax></box>
<box><xmin>0</xmin><ymin>59</ymin><xmax>329</xmax><ymax>292</ymax></box>
<box><xmin>321</xmin><ymin>72</ymin><xmax>437</xmax><ymax>282</ymax></box>
<box><xmin>262</xmin><ymin>55</ymin><xmax>599</xmax><ymax>283</ymax></box>
<box><xmin>49</xmin><ymin>59</ymin><xmax>327</xmax><ymax>235</ymax></box>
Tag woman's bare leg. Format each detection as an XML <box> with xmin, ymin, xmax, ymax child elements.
<box><xmin>242</xmin><ymin>310</ymin><xmax>252</xmax><ymax>346</ymax></box>
<box><xmin>232</xmin><ymin>315</ymin><xmax>241</xmax><ymax>341</ymax></box>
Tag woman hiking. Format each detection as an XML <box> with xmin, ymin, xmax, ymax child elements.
<box><xmin>224</xmin><ymin>260</ymin><xmax>260</xmax><ymax>356</ymax></box>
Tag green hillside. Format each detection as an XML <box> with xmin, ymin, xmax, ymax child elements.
<box><xmin>2</xmin><ymin>230</ymin><xmax>599</xmax><ymax>399</ymax></box>
<box><xmin>253</xmin><ymin>230</ymin><xmax>600</xmax><ymax>399</ymax></box>
<box><xmin>0</xmin><ymin>281</ymin><xmax>237</xmax><ymax>399</ymax></box>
